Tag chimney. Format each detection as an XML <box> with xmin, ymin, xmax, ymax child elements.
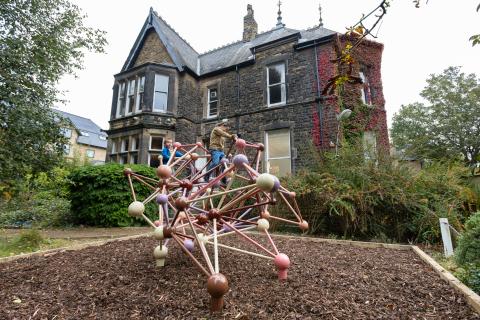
<box><xmin>243</xmin><ymin>4</ymin><xmax>258</xmax><ymax>42</ymax></box>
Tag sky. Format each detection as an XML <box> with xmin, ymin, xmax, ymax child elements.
<box><xmin>57</xmin><ymin>0</ymin><xmax>480</xmax><ymax>131</ymax></box>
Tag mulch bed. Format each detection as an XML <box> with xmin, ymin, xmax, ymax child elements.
<box><xmin>0</xmin><ymin>236</ymin><xmax>478</xmax><ymax>319</ymax></box>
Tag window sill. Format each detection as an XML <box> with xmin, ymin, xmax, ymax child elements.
<box><xmin>267</xmin><ymin>102</ymin><xmax>286</xmax><ymax>108</ymax></box>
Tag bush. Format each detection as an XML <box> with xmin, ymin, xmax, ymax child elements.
<box><xmin>68</xmin><ymin>163</ymin><xmax>158</xmax><ymax>227</ymax></box>
<box><xmin>0</xmin><ymin>166</ymin><xmax>73</xmax><ymax>228</ymax></box>
<box><xmin>278</xmin><ymin>144</ymin><xmax>477</xmax><ymax>243</ymax></box>
<box><xmin>455</xmin><ymin>212</ymin><xmax>480</xmax><ymax>266</ymax></box>
<box><xmin>456</xmin><ymin>263</ymin><xmax>480</xmax><ymax>294</ymax></box>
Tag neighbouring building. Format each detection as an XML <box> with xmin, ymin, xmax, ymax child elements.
<box><xmin>105</xmin><ymin>4</ymin><xmax>388</xmax><ymax>176</ymax></box>
<box><xmin>57</xmin><ymin>110</ymin><xmax>108</xmax><ymax>164</ymax></box>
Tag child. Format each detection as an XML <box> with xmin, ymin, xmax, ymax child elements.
<box><xmin>161</xmin><ymin>139</ymin><xmax>183</xmax><ymax>165</ymax></box>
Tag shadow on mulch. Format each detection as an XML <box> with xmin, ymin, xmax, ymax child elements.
<box><xmin>0</xmin><ymin>236</ymin><xmax>478</xmax><ymax>319</ymax></box>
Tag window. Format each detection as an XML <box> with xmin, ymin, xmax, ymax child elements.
<box><xmin>150</xmin><ymin>136</ymin><xmax>164</xmax><ymax>151</ymax></box>
<box><xmin>61</xmin><ymin>128</ymin><xmax>72</xmax><ymax>138</ymax></box>
<box><xmin>116</xmin><ymin>82</ymin><xmax>126</xmax><ymax>118</ymax></box>
<box><xmin>359</xmin><ymin>71</ymin><xmax>372</xmax><ymax>105</ymax></box>
<box><xmin>207</xmin><ymin>88</ymin><xmax>219</xmax><ymax>118</ymax></box>
<box><xmin>119</xmin><ymin>154</ymin><xmax>128</xmax><ymax>164</ymax></box>
<box><xmin>63</xmin><ymin>144</ymin><xmax>71</xmax><ymax>155</ymax></box>
<box><xmin>149</xmin><ymin>136</ymin><xmax>164</xmax><ymax>167</ymax></box>
<box><xmin>121</xmin><ymin>138</ymin><xmax>129</xmax><ymax>152</ymax></box>
<box><xmin>80</xmin><ymin>131</ymin><xmax>89</xmax><ymax>137</ymax></box>
<box><xmin>265</xmin><ymin>129</ymin><xmax>291</xmax><ymax>177</ymax></box>
<box><xmin>130</xmin><ymin>153</ymin><xmax>138</xmax><ymax>164</ymax></box>
<box><xmin>267</xmin><ymin>63</ymin><xmax>286</xmax><ymax>107</ymax></box>
<box><xmin>111</xmin><ymin>140</ymin><xmax>117</xmax><ymax>154</ymax></box>
<box><xmin>99</xmin><ymin>135</ymin><xmax>107</xmax><ymax>141</ymax></box>
<box><xmin>131</xmin><ymin>136</ymin><xmax>139</xmax><ymax>151</ymax></box>
<box><xmin>126</xmin><ymin>79</ymin><xmax>136</xmax><ymax>115</ymax></box>
<box><xmin>136</xmin><ymin>76</ymin><xmax>145</xmax><ymax>112</ymax></box>
<box><xmin>86</xmin><ymin>149</ymin><xmax>95</xmax><ymax>158</ymax></box>
<box><xmin>363</xmin><ymin>131</ymin><xmax>377</xmax><ymax>160</ymax></box>
<box><xmin>153</xmin><ymin>74</ymin><xmax>169</xmax><ymax>112</ymax></box>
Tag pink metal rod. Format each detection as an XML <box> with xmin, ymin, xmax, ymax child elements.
<box><xmin>172</xmin><ymin>234</ymin><xmax>211</xmax><ymax>277</ymax></box>
<box><xmin>220</xmin><ymin>220</ymin><xmax>276</xmax><ymax>257</ymax></box>
<box><xmin>188</xmin><ymin>166</ymin><xmax>235</xmax><ymax>200</ymax></box>
<box><xmin>264</xmin><ymin>230</ymin><xmax>279</xmax><ymax>255</ymax></box>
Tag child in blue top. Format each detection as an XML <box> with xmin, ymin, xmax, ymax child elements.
<box><xmin>161</xmin><ymin>139</ymin><xmax>183</xmax><ymax>165</ymax></box>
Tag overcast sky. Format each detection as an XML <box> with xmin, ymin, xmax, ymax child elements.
<box><xmin>57</xmin><ymin>0</ymin><xmax>479</xmax><ymax>131</ymax></box>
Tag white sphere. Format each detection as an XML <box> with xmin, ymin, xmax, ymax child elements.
<box><xmin>256</xmin><ymin>173</ymin><xmax>276</xmax><ymax>192</ymax></box>
<box><xmin>153</xmin><ymin>245</ymin><xmax>168</xmax><ymax>259</ymax></box>
<box><xmin>128</xmin><ymin>201</ymin><xmax>145</xmax><ymax>217</ymax></box>
<box><xmin>257</xmin><ymin>218</ymin><xmax>270</xmax><ymax>231</ymax></box>
<box><xmin>153</xmin><ymin>227</ymin><xmax>164</xmax><ymax>240</ymax></box>
<box><xmin>197</xmin><ymin>233</ymin><xmax>207</xmax><ymax>244</ymax></box>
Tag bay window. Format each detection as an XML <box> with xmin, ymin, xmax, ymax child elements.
<box><xmin>153</xmin><ymin>74</ymin><xmax>169</xmax><ymax>112</ymax></box>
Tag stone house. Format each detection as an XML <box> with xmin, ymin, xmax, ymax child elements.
<box><xmin>105</xmin><ymin>5</ymin><xmax>388</xmax><ymax>176</ymax></box>
<box><xmin>57</xmin><ymin>110</ymin><xmax>107</xmax><ymax>164</ymax></box>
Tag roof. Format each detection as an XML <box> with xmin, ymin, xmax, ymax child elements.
<box><xmin>122</xmin><ymin>9</ymin><xmax>337</xmax><ymax>76</ymax></box>
<box><xmin>55</xmin><ymin>110</ymin><xmax>108</xmax><ymax>149</ymax></box>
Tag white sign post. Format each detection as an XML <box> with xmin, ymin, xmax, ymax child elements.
<box><xmin>439</xmin><ymin>218</ymin><xmax>454</xmax><ymax>257</ymax></box>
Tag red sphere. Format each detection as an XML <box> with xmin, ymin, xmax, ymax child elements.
<box><xmin>154</xmin><ymin>220</ymin><xmax>161</xmax><ymax>227</ymax></box>
<box><xmin>173</xmin><ymin>142</ymin><xmax>182</xmax><ymax>148</ymax></box>
<box><xmin>207</xmin><ymin>209</ymin><xmax>221</xmax><ymax>220</ymax></box>
<box><xmin>196</xmin><ymin>141</ymin><xmax>203</xmax><ymax>147</ymax></box>
<box><xmin>299</xmin><ymin>220</ymin><xmax>309</xmax><ymax>231</ymax></box>
<box><xmin>256</xmin><ymin>143</ymin><xmax>265</xmax><ymax>151</ymax></box>
<box><xmin>156</xmin><ymin>165</ymin><xmax>172</xmax><ymax>179</ymax></box>
<box><xmin>274</xmin><ymin>253</ymin><xmax>290</xmax><ymax>269</ymax></box>
<box><xmin>175</xmin><ymin>197</ymin><xmax>189</xmax><ymax>211</ymax></box>
<box><xmin>190</xmin><ymin>153</ymin><xmax>199</xmax><ymax>161</ymax></box>
<box><xmin>196</xmin><ymin>214</ymin><xmax>209</xmax><ymax>225</ymax></box>
<box><xmin>180</xmin><ymin>179</ymin><xmax>193</xmax><ymax>191</ymax></box>
<box><xmin>207</xmin><ymin>273</ymin><xmax>229</xmax><ymax>298</ymax></box>
<box><xmin>123</xmin><ymin>168</ymin><xmax>133</xmax><ymax>176</ymax></box>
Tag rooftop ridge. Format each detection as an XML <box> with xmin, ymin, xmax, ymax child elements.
<box><xmin>199</xmin><ymin>26</ymin><xmax>299</xmax><ymax>56</ymax></box>
<box><xmin>153</xmin><ymin>11</ymin><xmax>199</xmax><ymax>55</ymax></box>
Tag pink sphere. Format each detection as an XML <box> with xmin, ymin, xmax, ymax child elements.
<box><xmin>196</xmin><ymin>141</ymin><xmax>203</xmax><ymax>147</ymax></box>
<box><xmin>184</xmin><ymin>239</ymin><xmax>195</xmax><ymax>252</ymax></box>
<box><xmin>235</xmin><ymin>139</ymin><xmax>246</xmax><ymax>149</ymax></box>
<box><xmin>274</xmin><ymin>253</ymin><xmax>290</xmax><ymax>269</ymax></box>
<box><xmin>173</xmin><ymin>142</ymin><xmax>182</xmax><ymax>148</ymax></box>
<box><xmin>274</xmin><ymin>253</ymin><xmax>290</xmax><ymax>281</ymax></box>
<box><xmin>154</xmin><ymin>220</ymin><xmax>161</xmax><ymax>227</ymax></box>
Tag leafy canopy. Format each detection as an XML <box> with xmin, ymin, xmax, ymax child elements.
<box><xmin>0</xmin><ymin>0</ymin><xmax>106</xmax><ymax>192</ymax></box>
<box><xmin>391</xmin><ymin>67</ymin><xmax>480</xmax><ymax>168</ymax></box>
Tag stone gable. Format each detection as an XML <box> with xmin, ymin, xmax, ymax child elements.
<box><xmin>133</xmin><ymin>30</ymin><xmax>174</xmax><ymax>67</ymax></box>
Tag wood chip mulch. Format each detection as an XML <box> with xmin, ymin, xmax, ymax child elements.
<box><xmin>0</xmin><ymin>236</ymin><xmax>478</xmax><ymax>319</ymax></box>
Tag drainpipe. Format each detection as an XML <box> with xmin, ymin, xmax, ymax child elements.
<box><xmin>235</xmin><ymin>65</ymin><xmax>240</xmax><ymax>134</ymax></box>
<box><xmin>313</xmin><ymin>42</ymin><xmax>324</xmax><ymax>147</ymax></box>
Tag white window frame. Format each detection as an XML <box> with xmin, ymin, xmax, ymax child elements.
<box><xmin>153</xmin><ymin>74</ymin><xmax>169</xmax><ymax>112</ymax></box>
<box><xmin>121</xmin><ymin>138</ymin><xmax>129</xmax><ymax>153</ymax></box>
<box><xmin>135</xmin><ymin>76</ymin><xmax>145</xmax><ymax>113</ymax></box>
<box><xmin>149</xmin><ymin>136</ymin><xmax>164</xmax><ymax>151</ymax></box>
<box><xmin>207</xmin><ymin>88</ymin><xmax>219</xmax><ymax>119</ymax></box>
<box><xmin>61</xmin><ymin>128</ymin><xmax>72</xmax><ymax>138</ymax></box>
<box><xmin>63</xmin><ymin>144</ymin><xmax>71</xmax><ymax>155</ymax></box>
<box><xmin>126</xmin><ymin>78</ymin><xmax>136</xmax><ymax>116</ymax></box>
<box><xmin>116</xmin><ymin>82</ymin><xmax>126</xmax><ymax>118</ymax></box>
<box><xmin>265</xmin><ymin>129</ymin><xmax>292</xmax><ymax>177</ymax></box>
<box><xmin>131</xmin><ymin>135</ymin><xmax>139</xmax><ymax>151</ymax></box>
<box><xmin>266</xmin><ymin>63</ymin><xmax>286</xmax><ymax>107</ymax></box>
<box><xmin>359</xmin><ymin>71</ymin><xmax>372</xmax><ymax>105</ymax></box>
<box><xmin>86</xmin><ymin>149</ymin><xmax>95</xmax><ymax>158</ymax></box>
<box><xmin>111</xmin><ymin>140</ymin><xmax>117</xmax><ymax>154</ymax></box>
<box><xmin>129</xmin><ymin>153</ymin><xmax>138</xmax><ymax>164</ymax></box>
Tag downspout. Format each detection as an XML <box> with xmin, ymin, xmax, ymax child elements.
<box><xmin>313</xmin><ymin>42</ymin><xmax>324</xmax><ymax>148</ymax></box>
<box><xmin>235</xmin><ymin>65</ymin><xmax>240</xmax><ymax>134</ymax></box>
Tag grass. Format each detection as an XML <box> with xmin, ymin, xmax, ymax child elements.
<box><xmin>0</xmin><ymin>229</ymin><xmax>92</xmax><ymax>258</ymax></box>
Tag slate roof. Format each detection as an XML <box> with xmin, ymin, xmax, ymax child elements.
<box><xmin>55</xmin><ymin>110</ymin><xmax>107</xmax><ymax>149</ymax></box>
<box><xmin>122</xmin><ymin>8</ymin><xmax>338</xmax><ymax>77</ymax></box>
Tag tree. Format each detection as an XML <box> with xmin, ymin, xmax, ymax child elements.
<box><xmin>391</xmin><ymin>67</ymin><xmax>480</xmax><ymax>170</ymax></box>
<box><xmin>0</xmin><ymin>0</ymin><xmax>106</xmax><ymax>193</ymax></box>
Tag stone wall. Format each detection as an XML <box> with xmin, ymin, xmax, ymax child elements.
<box><xmin>133</xmin><ymin>30</ymin><xmax>174</xmax><ymax>67</ymax></box>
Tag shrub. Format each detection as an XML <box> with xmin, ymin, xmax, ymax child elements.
<box><xmin>455</xmin><ymin>212</ymin><xmax>480</xmax><ymax>266</ymax></box>
<box><xmin>455</xmin><ymin>263</ymin><xmax>480</xmax><ymax>294</ymax></box>
<box><xmin>0</xmin><ymin>166</ymin><xmax>73</xmax><ymax>228</ymax></box>
<box><xmin>278</xmin><ymin>144</ymin><xmax>477</xmax><ymax>243</ymax></box>
<box><xmin>68</xmin><ymin>163</ymin><xmax>158</xmax><ymax>227</ymax></box>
